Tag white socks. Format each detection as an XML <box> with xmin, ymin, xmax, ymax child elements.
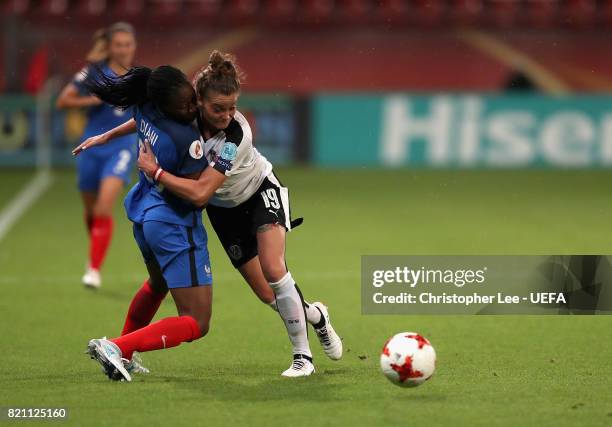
<box><xmin>268</xmin><ymin>293</ymin><xmax>322</xmax><ymax>326</ymax></box>
<box><xmin>268</xmin><ymin>272</ymin><xmax>312</xmax><ymax>358</ymax></box>
<box><xmin>304</xmin><ymin>303</ymin><xmax>322</xmax><ymax>326</ymax></box>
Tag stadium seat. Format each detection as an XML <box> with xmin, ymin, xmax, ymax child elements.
<box><xmin>412</xmin><ymin>0</ymin><xmax>446</xmax><ymax>27</ymax></box>
<box><xmin>375</xmin><ymin>0</ymin><xmax>410</xmax><ymax>25</ymax></box>
<box><xmin>487</xmin><ymin>0</ymin><xmax>520</xmax><ymax>28</ymax></box>
<box><xmin>450</xmin><ymin>0</ymin><xmax>483</xmax><ymax>26</ymax></box>
<box><xmin>2</xmin><ymin>0</ymin><xmax>31</xmax><ymax>16</ymax></box>
<box><xmin>36</xmin><ymin>0</ymin><xmax>69</xmax><ymax>17</ymax></box>
<box><xmin>301</xmin><ymin>0</ymin><xmax>335</xmax><ymax>24</ymax></box>
<box><xmin>561</xmin><ymin>0</ymin><xmax>595</xmax><ymax>28</ymax></box>
<box><xmin>73</xmin><ymin>0</ymin><xmax>107</xmax><ymax>20</ymax></box>
<box><xmin>524</xmin><ymin>0</ymin><xmax>558</xmax><ymax>28</ymax></box>
<box><xmin>263</xmin><ymin>0</ymin><xmax>298</xmax><ymax>25</ymax></box>
<box><xmin>337</xmin><ymin>0</ymin><xmax>372</xmax><ymax>25</ymax></box>
<box><xmin>149</xmin><ymin>0</ymin><xmax>183</xmax><ymax>24</ymax></box>
<box><xmin>183</xmin><ymin>0</ymin><xmax>222</xmax><ymax>20</ymax></box>
<box><xmin>111</xmin><ymin>0</ymin><xmax>145</xmax><ymax>21</ymax></box>
<box><xmin>27</xmin><ymin>0</ymin><xmax>69</xmax><ymax>24</ymax></box>
<box><xmin>601</xmin><ymin>0</ymin><xmax>612</xmax><ymax>27</ymax></box>
<box><xmin>227</xmin><ymin>0</ymin><xmax>260</xmax><ymax>23</ymax></box>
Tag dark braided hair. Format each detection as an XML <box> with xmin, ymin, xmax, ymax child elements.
<box><xmin>84</xmin><ymin>65</ymin><xmax>191</xmax><ymax>112</ymax></box>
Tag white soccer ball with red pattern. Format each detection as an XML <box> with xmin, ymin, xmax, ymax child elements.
<box><xmin>380</xmin><ymin>332</ymin><xmax>436</xmax><ymax>387</ymax></box>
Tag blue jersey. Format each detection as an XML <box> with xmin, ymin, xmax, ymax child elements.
<box><xmin>72</xmin><ymin>61</ymin><xmax>135</xmax><ymax>154</ymax></box>
<box><xmin>124</xmin><ymin>102</ymin><xmax>208</xmax><ymax>227</ymax></box>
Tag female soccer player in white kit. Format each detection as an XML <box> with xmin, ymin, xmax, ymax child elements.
<box><xmin>79</xmin><ymin>51</ymin><xmax>342</xmax><ymax>377</ymax></box>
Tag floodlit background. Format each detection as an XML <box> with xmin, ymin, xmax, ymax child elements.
<box><xmin>1</xmin><ymin>2</ymin><xmax>611</xmax><ymax>427</ymax></box>
<box><xmin>3</xmin><ymin>0</ymin><xmax>612</xmax><ymax>168</ymax></box>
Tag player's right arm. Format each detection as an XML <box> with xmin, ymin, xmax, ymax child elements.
<box><xmin>56</xmin><ymin>83</ymin><xmax>102</xmax><ymax>109</ymax></box>
<box><xmin>72</xmin><ymin>119</ymin><xmax>137</xmax><ymax>156</ymax></box>
<box><xmin>57</xmin><ymin>64</ymin><xmax>103</xmax><ymax>109</ymax></box>
<box><xmin>138</xmin><ymin>139</ymin><xmax>225</xmax><ymax>207</ymax></box>
<box><xmin>158</xmin><ymin>167</ymin><xmax>226</xmax><ymax>208</ymax></box>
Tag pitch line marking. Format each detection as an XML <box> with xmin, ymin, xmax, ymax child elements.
<box><xmin>0</xmin><ymin>169</ymin><xmax>54</xmax><ymax>243</ymax></box>
<box><xmin>456</xmin><ymin>28</ymin><xmax>571</xmax><ymax>95</ymax></box>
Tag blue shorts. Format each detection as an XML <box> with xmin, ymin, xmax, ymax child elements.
<box><xmin>77</xmin><ymin>146</ymin><xmax>136</xmax><ymax>192</ymax></box>
<box><xmin>133</xmin><ymin>220</ymin><xmax>213</xmax><ymax>288</ymax></box>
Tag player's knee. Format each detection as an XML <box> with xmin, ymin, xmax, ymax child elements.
<box><xmin>262</xmin><ymin>264</ymin><xmax>287</xmax><ymax>283</ymax></box>
<box><xmin>253</xmin><ymin>284</ymin><xmax>275</xmax><ymax>304</ymax></box>
<box><xmin>183</xmin><ymin>315</ymin><xmax>210</xmax><ymax>340</ymax></box>
<box><xmin>178</xmin><ymin>309</ymin><xmax>210</xmax><ymax>338</ymax></box>
<box><xmin>259</xmin><ymin>292</ymin><xmax>275</xmax><ymax>305</ymax></box>
<box><xmin>92</xmin><ymin>202</ymin><xmax>113</xmax><ymax>217</ymax></box>
<box><xmin>196</xmin><ymin>318</ymin><xmax>210</xmax><ymax>337</ymax></box>
<box><xmin>147</xmin><ymin>278</ymin><xmax>168</xmax><ymax>295</ymax></box>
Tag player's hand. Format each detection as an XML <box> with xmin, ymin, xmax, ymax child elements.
<box><xmin>137</xmin><ymin>139</ymin><xmax>158</xmax><ymax>177</ymax></box>
<box><xmin>72</xmin><ymin>133</ymin><xmax>109</xmax><ymax>156</ymax></box>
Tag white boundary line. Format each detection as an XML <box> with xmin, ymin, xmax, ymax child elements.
<box><xmin>0</xmin><ymin>169</ymin><xmax>53</xmax><ymax>243</ymax></box>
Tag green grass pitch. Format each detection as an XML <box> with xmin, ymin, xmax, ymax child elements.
<box><xmin>0</xmin><ymin>168</ymin><xmax>611</xmax><ymax>427</ymax></box>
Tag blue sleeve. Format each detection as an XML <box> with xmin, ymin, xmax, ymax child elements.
<box><xmin>171</xmin><ymin>126</ymin><xmax>209</xmax><ymax>176</ymax></box>
<box><xmin>153</xmin><ymin>135</ymin><xmax>178</xmax><ymax>173</ymax></box>
<box><xmin>71</xmin><ymin>65</ymin><xmax>91</xmax><ymax>95</ymax></box>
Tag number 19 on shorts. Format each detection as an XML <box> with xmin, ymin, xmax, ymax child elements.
<box><xmin>261</xmin><ymin>189</ymin><xmax>280</xmax><ymax>209</ymax></box>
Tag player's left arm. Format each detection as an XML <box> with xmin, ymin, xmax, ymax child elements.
<box><xmin>138</xmin><ymin>139</ymin><xmax>226</xmax><ymax>207</ymax></box>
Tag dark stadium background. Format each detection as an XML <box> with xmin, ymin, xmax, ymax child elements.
<box><xmin>3</xmin><ymin>0</ymin><xmax>612</xmax><ymax>168</ymax></box>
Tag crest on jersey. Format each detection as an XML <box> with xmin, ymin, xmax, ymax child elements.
<box><xmin>189</xmin><ymin>140</ymin><xmax>204</xmax><ymax>159</ymax></box>
<box><xmin>228</xmin><ymin>244</ymin><xmax>242</xmax><ymax>260</ymax></box>
<box><xmin>220</xmin><ymin>142</ymin><xmax>238</xmax><ymax>161</ymax></box>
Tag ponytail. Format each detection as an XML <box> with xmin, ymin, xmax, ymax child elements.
<box><xmin>84</xmin><ymin>66</ymin><xmax>152</xmax><ymax>110</ymax></box>
<box><xmin>86</xmin><ymin>28</ymin><xmax>108</xmax><ymax>63</ymax></box>
<box><xmin>84</xmin><ymin>64</ymin><xmax>192</xmax><ymax>112</ymax></box>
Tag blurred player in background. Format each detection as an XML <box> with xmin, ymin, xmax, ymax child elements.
<box><xmin>56</xmin><ymin>22</ymin><xmax>138</xmax><ymax>289</ymax></box>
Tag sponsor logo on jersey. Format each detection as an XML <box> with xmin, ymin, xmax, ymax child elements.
<box><xmin>189</xmin><ymin>140</ymin><xmax>204</xmax><ymax>159</ymax></box>
<box><xmin>215</xmin><ymin>157</ymin><xmax>232</xmax><ymax>172</ymax></box>
<box><xmin>220</xmin><ymin>141</ymin><xmax>238</xmax><ymax>161</ymax></box>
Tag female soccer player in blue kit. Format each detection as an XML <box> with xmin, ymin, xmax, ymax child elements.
<box><xmin>80</xmin><ymin>51</ymin><xmax>343</xmax><ymax>378</ymax></box>
<box><xmin>57</xmin><ymin>22</ymin><xmax>138</xmax><ymax>289</ymax></box>
<box><xmin>75</xmin><ymin>65</ymin><xmax>225</xmax><ymax>382</ymax></box>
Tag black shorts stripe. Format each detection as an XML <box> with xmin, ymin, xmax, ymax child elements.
<box><xmin>186</xmin><ymin>227</ymin><xmax>198</xmax><ymax>286</ymax></box>
<box><xmin>272</xmin><ymin>171</ymin><xmax>285</xmax><ymax>187</ymax></box>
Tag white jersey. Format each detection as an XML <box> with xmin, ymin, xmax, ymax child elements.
<box><xmin>202</xmin><ymin>110</ymin><xmax>272</xmax><ymax>208</ymax></box>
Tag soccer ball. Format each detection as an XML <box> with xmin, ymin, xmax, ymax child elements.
<box><xmin>380</xmin><ymin>332</ymin><xmax>436</xmax><ymax>387</ymax></box>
